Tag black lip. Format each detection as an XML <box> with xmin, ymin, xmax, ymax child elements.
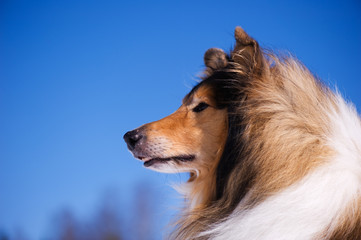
<box><xmin>143</xmin><ymin>155</ymin><xmax>195</xmax><ymax>167</ymax></box>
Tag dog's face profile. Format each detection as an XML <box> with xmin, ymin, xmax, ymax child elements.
<box><xmin>124</xmin><ymin>46</ymin><xmax>251</xmax><ymax>175</ymax></box>
<box><xmin>124</xmin><ymin>84</ymin><xmax>228</xmax><ymax>174</ymax></box>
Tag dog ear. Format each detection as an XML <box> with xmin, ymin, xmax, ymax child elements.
<box><xmin>232</xmin><ymin>26</ymin><xmax>264</xmax><ymax>75</ymax></box>
<box><xmin>204</xmin><ymin>48</ymin><xmax>228</xmax><ymax>72</ymax></box>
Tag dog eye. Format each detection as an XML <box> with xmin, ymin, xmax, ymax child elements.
<box><xmin>193</xmin><ymin>102</ymin><xmax>209</xmax><ymax>113</ymax></box>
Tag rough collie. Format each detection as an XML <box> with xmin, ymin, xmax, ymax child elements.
<box><xmin>124</xmin><ymin>27</ymin><xmax>361</xmax><ymax>239</ymax></box>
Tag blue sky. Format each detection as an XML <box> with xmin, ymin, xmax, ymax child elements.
<box><xmin>1</xmin><ymin>0</ymin><xmax>360</xmax><ymax>239</ymax></box>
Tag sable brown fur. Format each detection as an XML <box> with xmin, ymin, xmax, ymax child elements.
<box><xmin>124</xmin><ymin>26</ymin><xmax>361</xmax><ymax>240</ymax></box>
<box><xmin>169</xmin><ymin>28</ymin><xmax>360</xmax><ymax>239</ymax></box>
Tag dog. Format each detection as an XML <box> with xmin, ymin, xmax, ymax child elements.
<box><xmin>124</xmin><ymin>27</ymin><xmax>361</xmax><ymax>239</ymax></box>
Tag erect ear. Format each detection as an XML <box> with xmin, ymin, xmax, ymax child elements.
<box><xmin>204</xmin><ymin>48</ymin><xmax>229</xmax><ymax>72</ymax></box>
<box><xmin>232</xmin><ymin>26</ymin><xmax>264</xmax><ymax>75</ymax></box>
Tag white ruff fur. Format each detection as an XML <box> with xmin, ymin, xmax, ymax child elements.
<box><xmin>199</xmin><ymin>94</ymin><xmax>361</xmax><ymax>239</ymax></box>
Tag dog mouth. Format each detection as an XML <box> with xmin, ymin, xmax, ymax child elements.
<box><xmin>137</xmin><ymin>155</ymin><xmax>196</xmax><ymax>167</ymax></box>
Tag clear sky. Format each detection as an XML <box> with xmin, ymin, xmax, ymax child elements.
<box><xmin>1</xmin><ymin>0</ymin><xmax>360</xmax><ymax>239</ymax></box>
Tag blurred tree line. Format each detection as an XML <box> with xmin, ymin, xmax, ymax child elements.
<box><xmin>1</xmin><ymin>184</ymin><xmax>163</xmax><ymax>240</ymax></box>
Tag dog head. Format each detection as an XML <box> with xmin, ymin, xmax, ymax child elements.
<box><xmin>123</xmin><ymin>82</ymin><xmax>229</xmax><ymax>174</ymax></box>
<box><xmin>124</xmin><ymin>27</ymin><xmax>263</xmax><ymax>176</ymax></box>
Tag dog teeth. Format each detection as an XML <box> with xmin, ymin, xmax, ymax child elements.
<box><xmin>134</xmin><ymin>155</ymin><xmax>150</xmax><ymax>161</ymax></box>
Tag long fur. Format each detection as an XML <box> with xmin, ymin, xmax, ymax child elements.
<box><xmin>124</xmin><ymin>27</ymin><xmax>361</xmax><ymax>239</ymax></box>
<box><xmin>170</xmin><ymin>29</ymin><xmax>361</xmax><ymax>239</ymax></box>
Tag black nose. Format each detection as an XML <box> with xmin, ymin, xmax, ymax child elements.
<box><xmin>123</xmin><ymin>129</ymin><xmax>143</xmax><ymax>151</ymax></box>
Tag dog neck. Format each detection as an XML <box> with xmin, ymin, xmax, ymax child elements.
<box><xmin>174</xmin><ymin>147</ymin><xmax>225</xmax><ymax>211</ymax></box>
